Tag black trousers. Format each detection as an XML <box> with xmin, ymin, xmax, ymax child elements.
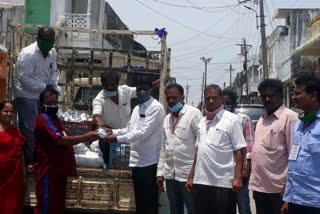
<box><xmin>132</xmin><ymin>164</ymin><xmax>158</xmax><ymax>214</ymax></box>
<box><xmin>99</xmin><ymin>139</ymin><xmax>110</xmax><ymax>167</ymax></box>
<box><xmin>192</xmin><ymin>184</ymin><xmax>236</xmax><ymax>214</ymax></box>
<box><xmin>288</xmin><ymin>203</ymin><xmax>320</xmax><ymax>214</ymax></box>
<box><xmin>253</xmin><ymin>191</ymin><xmax>283</xmax><ymax>214</ymax></box>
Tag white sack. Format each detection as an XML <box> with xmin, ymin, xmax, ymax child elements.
<box><xmin>75</xmin><ymin>151</ymin><xmax>104</xmax><ymax>168</ymax></box>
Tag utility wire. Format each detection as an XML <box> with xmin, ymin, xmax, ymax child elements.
<box><xmin>172</xmin><ymin>14</ymin><xmax>245</xmax><ymax>60</ymax></box>
<box><xmin>168</xmin><ymin>12</ymin><xmax>230</xmax><ymax>47</ymax></box>
<box><xmin>152</xmin><ymin>0</ymin><xmax>238</xmax><ymax>10</ymax></box>
<box><xmin>184</xmin><ymin>0</ymin><xmax>219</xmax><ymax>13</ymax></box>
<box><xmin>265</xmin><ymin>1</ymin><xmax>290</xmax><ymax>60</ymax></box>
<box><xmin>136</xmin><ymin>0</ymin><xmax>238</xmax><ymax>39</ymax></box>
<box><xmin>291</xmin><ymin>0</ymin><xmax>301</xmax><ymax>7</ymax></box>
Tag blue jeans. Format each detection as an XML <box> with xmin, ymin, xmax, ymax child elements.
<box><xmin>236</xmin><ymin>183</ymin><xmax>252</xmax><ymax>214</ymax></box>
<box><xmin>166</xmin><ymin>179</ymin><xmax>194</xmax><ymax>214</ymax></box>
<box><xmin>16</xmin><ymin>97</ymin><xmax>40</xmax><ymax>164</ymax></box>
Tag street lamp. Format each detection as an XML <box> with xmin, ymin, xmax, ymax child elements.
<box><xmin>200</xmin><ymin>57</ymin><xmax>212</xmax><ymax>88</ymax></box>
<box><xmin>244</xmin><ymin>5</ymin><xmax>259</xmax><ymax>29</ymax></box>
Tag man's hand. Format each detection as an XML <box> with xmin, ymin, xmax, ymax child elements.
<box><xmin>96</xmin><ymin>121</ymin><xmax>104</xmax><ymax>128</ymax></box>
<box><xmin>281</xmin><ymin>202</ymin><xmax>289</xmax><ymax>214</ymax></box>
<box><xmin>232</xmin><ymin>177</ymin><xmax>243</xmax><ymax>192</ymax></box>
<box><xmin>281</xmin><ymin>184</ymin><xmax>286</xmax><ymax>198</ymax></box>
<box><xmin>104</xmin><ymin>135</ymin><xmax>118</xmax><ymax>143</ymax></box>
<box><xmin>185</xmin><ymin>178</ymin><xmax>193</xmax><ymax>192</ymax></box>
<box><xmin>105</xmin><ymin>128</ymin><xmax>113</xmax><ymax>135</ymax></box>
<box><xmin>93</xmin><ymin>115</ymin><xmax>104</xmax><ymax>128</ymax></box>
<box><xmin>156</xmin><ymin>176</ymin><xmax>165</xmax><ymax>192</ymax></box>
<box><xmin>152</xmin><ymin>79</ymin><xmax>160</xmax><ymax>88</ymax></box>
<box><xmin>243</xmin><ymin>159</ymin><xmax>251</xmax><ymax>184</ymax></box>
<box><xmin>83</xmin><ymin>131</ymin><xmax>100</xmax><ymax>143</ymax></box>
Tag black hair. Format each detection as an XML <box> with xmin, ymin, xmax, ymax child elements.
<box><xmin>295</xmin><ymin>73</ymin><xmax>320</xmax><ymax>101</ymax></box>
<box><xmin>0</xmin><ymin>101</ymin><xmax>15</xmax><ymax>112</ymax></box>
<box><xmin>101</xmin><ymin>71</ymin><xmax>120</xmax><ymax>85</ymax></box>
<box><xmin>39</xmin><ymin>85</ymin><xmax>59</xmax><ymax>104</ymax></box>
<box><xmin>166</xmin><ymin>83</ymin><xmax>184</xmax><ymax>95</ymax></box>
<box><xmin>258</xmin><ymin>79</ymin><xmax>283</xmax><ymax>97</ymax></box>
<box><xmin>38</xmin><ymin>26</ymin><xmax>55</xmax><ymax>40</ymax></box>
<box><xmin>204</xmin><ymin>84</ymin><xmax>223</xmax><ymax>96</ymax></box>
<box><xmin>222</xmin><ymin>89</ymin><xmax>237</xmax><ymax>105</ymax></box>
<box><xmin>135</xmin><ymin>75</ymin><xmax>153</xmax><ymax>88</ymax></box>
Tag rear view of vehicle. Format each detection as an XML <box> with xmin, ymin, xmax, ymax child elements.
<box><xmin>235</xmin><ymin>104</ymin><xmax>264</xmax><ymax>129</ymax></box>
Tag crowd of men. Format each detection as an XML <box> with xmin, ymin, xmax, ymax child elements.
<box><xmin>11</xmin><ymin>26</ymin><xmax>320</xmax><ymax>214</ymax></box>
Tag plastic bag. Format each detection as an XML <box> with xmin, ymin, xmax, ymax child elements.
<box><xmin>90</xmin><ymin>140</ymin><xmax>101</xmax><ymax>153</ymax></box>
<box><xmin>73</xmin><ymin>143</ymin><xmax>90</xmax><ymax>154</ymax></box>
<box><xmin>75</xmin><ymin>151</ymin><xmax>104</xmax><ymax>168</ymax></box>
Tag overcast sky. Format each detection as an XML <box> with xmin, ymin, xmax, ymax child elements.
<box><xmin>107</xmin><ymin>0</ymin><xmax>319</xmax><ymax>105</ymax></box>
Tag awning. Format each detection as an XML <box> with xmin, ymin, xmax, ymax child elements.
<box><xmin>293</xmin><ymin>33</ymin><xmax>320</xmax><ymax>56</ymax></box>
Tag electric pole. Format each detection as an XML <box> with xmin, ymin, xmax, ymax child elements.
<box><xmin>243</xmin><ymin>0</ymin><xmax>269</xmax><ymax>79</ymax></box>
<box><xmin>237</xmin><ymin>38</ymin><xmax>251</xmax><ymax>103</ymax></box>
<box><xmin>201</xmin><ymin>72</ymin><xmax>205</xmax><ymax>112</ymax></box>
<box><xmin>225</xmin><ymin>64</ymin><xmax>235</xmax><ymax>87</ymax></box>
<box><xmin>259</xmin><ymin>0</ymin><xmax>269</xmax><ymax>79</ymax></box>
<box><xmin>200</xmin><ymin>57</ymin><xmax>212</xmax><ymax>88</ymax></box>
<box><xmin>244</xmin><ymin>39</ymin><xmax>249</xmax><ymax>100</ymax></box>
<box><xmin>186</xmin><ymin>83</ymin><xmax>190</xmax><ymax>104</ymax></box>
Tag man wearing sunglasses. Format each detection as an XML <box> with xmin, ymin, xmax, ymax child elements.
<box><xmin>14</xmin><ymin>26</ymin><xmax>60</xmax><ymax>165</ymax></box>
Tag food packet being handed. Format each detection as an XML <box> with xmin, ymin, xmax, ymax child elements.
<box><xmin>96</xmin><ymin>128</ymin><xmax>107</xmax><ymax>138</ymax></box>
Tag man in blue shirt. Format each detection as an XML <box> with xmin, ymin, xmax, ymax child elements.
<box><xmin>281</xmin><ymin>74</ymin><xmax>320</xmax><ymax>214</ymax></box>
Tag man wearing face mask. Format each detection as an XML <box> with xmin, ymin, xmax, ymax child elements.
<box><xmin>223</xmin><ymin>89</ymin><xmax>255</xmax><ymax>214</ymax></box>
<box><xmin>33</xmin><ymin>86</ymin><xmax>100</xmax><ymax>214</ymax></box>
<box><xmin>156</xmin><ymin>83</ymin><xmax>202</xmax><ymax>214</ymax></box>
<box><xmin>14</xmin><ymin>26</ymin><xmax>60</xmax><ymax>165</ymax></box>
<box><xmin>185</xmin><ymin>84</ymin><xmax>247</xmax><ymax>214</ymax></box>
<box><xmin>92</xmin><ymin>71</ymin><xmax>136</xmax><ymax>166</ymax></box>
<box><xmin>104</xmin><ymin>76</ymin><xmax>165</xmax><ymax>214</ymax></box>
<box><xmin>280</xmin><ymin>74</ymin><xmax>320</xmax><ymax>214</ymax></box>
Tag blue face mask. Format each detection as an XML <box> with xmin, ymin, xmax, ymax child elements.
<box><xmin>137</xmin><ymin>90</ymin><xmax>151</xmax><ymax>103</ymax></box>
<box><xmin>103</xmin><ymin>89</ymin><xmax>118</xmax><ymax>97</ymax></box>
<box><xmin>168</xmin><ymin>102</ymin><xmax>183</xmax><ymax>113</ymax></box>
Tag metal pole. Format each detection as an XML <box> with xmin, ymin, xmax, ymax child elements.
<box><xmin>230</xmin><ymin>65</ymin><xmax>232</xmax><ymax>86</ymax></box>
<box><xmin>244</xmin><ymin>38</ymin><xmax>249</xmax><ymax>100</ymax></box>
<box><xmin>205</xmin><ymin>62</ymin><xmax>208</xmax><ymax>88</ymax></box>
<box><xmin>201</xmin><ymin>72</ymin><xmax>204</xmax><ymax>112</ymax></box>
<box><xmin>200</xmin><ymin>57</ymin><xmax>212</xmax><ymax>88</ymax></box>
<box><xmin>259</xmin><ymin>0</ymin><xmax>269</xmax><ymax>79</ymax></box>
<box><xmin>186</xmin><ymin>83</ymin><xmax>190</xmax><ymax>104</ymax></box>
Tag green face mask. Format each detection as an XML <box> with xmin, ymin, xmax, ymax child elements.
<box><xmin>38</xmin><ymin>40</ymin><xmax>54</xmax><ymax>53</ymax></box>
<box><xmin>298</xmin><ymin>111</ymin><xmax>318</xmax><ymax>123</ymax></box>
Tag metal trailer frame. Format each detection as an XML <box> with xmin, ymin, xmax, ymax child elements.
<box><xmin>6</xmin><ymin>23</ymin><xmax>171</xmax><ymax>111</ymax></box>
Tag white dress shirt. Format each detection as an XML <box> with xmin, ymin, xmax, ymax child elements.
<box><xmin>157</xmin><ymin>104</ymin><xmax>203</xmax><ymax>182</ymax></box>
<box><xmin>92</xmin><ymin>85</ymin><xmax>136</xmax><ymax>129</ymax></box>
<box><xmin>194</xmin><ymin>109</ymin><xmax>247</xmax><ymax>188</ymax></box>
<box><xmin>14</xmin><ymin>42</ymin><xmax>58</xmax><ymax>99</ymax></box>
<box><xmin>113</xmin><ymin>97</ymin><xmax>165</xmax><ymax>167</ymax></box>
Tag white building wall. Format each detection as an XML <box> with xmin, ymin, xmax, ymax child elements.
<box><xmin>0</xmin><ymin>4</ymin><xmax>24</xmax><ymax>47</ymax></box>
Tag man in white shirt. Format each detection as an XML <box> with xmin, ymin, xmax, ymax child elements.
<box><xmin>156</xmin><ymin>83</ymin><xmax>202</xmax><ymax>214</ymax></box>
<box><xmin>14</xmin><ymin>27</ymin><xmax>59</xmax><ymax>164</ymax></box>
<box><xmin>92</xmin><ymin>71</ymin><xmax>136</xmax><ymax>166</ymax></box>
<box><xmin>185</xmin><ymin>84</ymin><xmax>247</xmax><ymax>214</ymax></box>
<box><xmin>104</xmin><ymin>77</ymin><xmax>165</xmax><ymax>214</ymax></box>
<box><xmin>223</xmin><ymin>89</ymin><xmax>255</xmax><ymax>214</ymax></box>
